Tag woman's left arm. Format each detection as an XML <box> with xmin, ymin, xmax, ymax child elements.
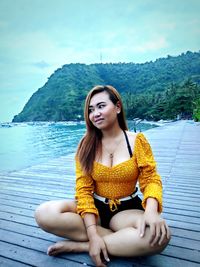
<box><xmin>139</xmin><ymin>197</ymin><xmax>170</xmax><ymax>246</ymax></box>
<box><xmin>135</xmin><ymin>134</ymin><xmax>170</xmax><ymax>246</ymax></box>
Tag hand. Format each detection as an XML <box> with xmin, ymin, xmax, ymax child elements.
<box><xmin>139</xmin><ymin>211</ymin><xmax>170</xmax><ymax>247</ymax></box>
<box><xmin>89</xmin><ymin>233</ymin><xmax>110</xmax><ymax>267</ymax></box>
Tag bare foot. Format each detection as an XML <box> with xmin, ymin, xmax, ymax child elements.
<box><xmin>47</xmin><ymin>240</ymin><xmax>88</xmax><ymax>256</ymax></box>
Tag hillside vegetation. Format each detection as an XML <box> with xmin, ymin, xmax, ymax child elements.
<box><xmin>12</xmin><ymin>51</ymin><xmax>200</xmax><ymax>122</ymax></box>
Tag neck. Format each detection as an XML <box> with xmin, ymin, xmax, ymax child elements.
<box><xmin>101</xmin><ymin>123</ymin><xmax>123</xmax><ymax>140</ymax></box>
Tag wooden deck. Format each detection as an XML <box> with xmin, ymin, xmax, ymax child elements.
<box><xmin>0</xmin><ymin>120</ymin><xmax>200</xmax><ymax>267</ymax></box>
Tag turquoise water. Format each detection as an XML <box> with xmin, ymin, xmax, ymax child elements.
<box><xmin>0</xmin><ymin>121</ymin><xmax>157</xmax><ymax>172</ymax></box>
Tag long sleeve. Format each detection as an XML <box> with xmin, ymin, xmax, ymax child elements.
<box><xmin>135</xmin><ymin>133</ymin><xmax>163</xmax><ymax>213</ymax></box>
<box><xmin>75</xmin><ymin>159</ymin><xmax>99</xmax><ymax>218</ymax></box>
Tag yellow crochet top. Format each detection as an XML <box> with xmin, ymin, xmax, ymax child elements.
<box><xmin>75</xmin><ymin>133</ymin><xmax>162</xmax><ymax>218</ymax></box>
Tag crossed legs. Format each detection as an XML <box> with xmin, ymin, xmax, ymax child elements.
<box><xmin>35</xmin><ymin>199</ymin><xmax>170</xmax><ymax>257</ymax></box>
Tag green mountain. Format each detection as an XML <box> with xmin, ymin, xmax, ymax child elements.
<box><xmin>12</xmin><ymin>51</ymin><xmax>200</xmax><ymax>122</ymax></box>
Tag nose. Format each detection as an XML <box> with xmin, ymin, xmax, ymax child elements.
<box><xmin>94</xmin><ymin>110</ymin><xmax>101</xmax><ymax>117</ymax></box>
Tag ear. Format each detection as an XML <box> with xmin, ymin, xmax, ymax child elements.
<box><xmin>116</xmin><ymin>101</ymin><xmax>121</xmax><ymax>114</ymax></box>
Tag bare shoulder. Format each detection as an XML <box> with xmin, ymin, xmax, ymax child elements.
<box><xmin>126</xmin><ymin>131</ymin><xmax>138</xmax><ymax>145</ymax></box>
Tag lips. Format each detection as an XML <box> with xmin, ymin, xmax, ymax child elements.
<box><xmin>94</xmin><ymin>118</ymin><xmax>104</xmax><ymax>123</ymax></box>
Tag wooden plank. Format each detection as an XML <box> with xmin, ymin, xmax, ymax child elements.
<box><xmin>137</xmin><ymin>254</ymin><xmax>200</xmax><ymax>267</ymax></box>
<box><xmin>0</xmin><ymin>186</ymin><xmax>70</xmax><ymax>198</ymax></box>
<box><xmin>0</xmin><ymin>257</ymin><xmax>32</xmax><ymax>267</ymax></box>
<box><xmin>0</xmin><ymin>241</ymin><xmax>85</xmax><ymax>267</ymax></box>
<box><xmin>0</xmin><ymin>198</ymin><xmax>38</xmax><ymax>210</ymax></box>
<box><xmin>164</xmin><ymin>184</ymin><xmax>200</xmax><ymax>191</ymax></box>
<box><xmin>170</xmin><ymin>227</ymin><xmax>200</xmax><ymax>240</ymax></box>
<box><xmin>0</xmin><ymin>190</ymin><xmax>67</xmax><ymax>202</ymax></box>
<box><xmin>0</xmin><ymin>205</ymin><xmax>35</xmax><ymax>217</ymax></box>
<box><xmin>161</xmin><ymin>243</ymin><xmax>200</xmax><ymax>263</ymax></box>
<box><xmin>0</xmin><ymin>211</ymin><xmax>36</xmax><ymax>226</ymax></box>
<box><xmin>163</xmin><ymin>198</ymin><xmax>200</xmax><ymax>208</ymax></box>
<box><xmin>0</xmin><ymin>220</ymin><xmax>60</xmax><ymax>242</ymax></box>
<box><xmin>163</xmin><ymin>193</ymin><xmax>200</xmax><ymax>202</ymax></box>
<box><xmin>166</xmin><ymin>218</ymin><xmax>200</xmax><ymax>231</ymax></box>
<box><xmin>163</xmin><ymin>213</ymin><xmax>200</xmax><ymax>224</ymax></box>
<box><xmin>163</xmin><ymin>207</ymin><xmax>200</xmax><ymax>217</ymax></box>
<box><xmin>169</xmin><ymin>236</ymin><xmax>200</xmax><ymax>250</ymax></box>
<box><xmin>0</xmin><ymin>193</ymin><xmax>54</xmax><ymax>204</ymax></box>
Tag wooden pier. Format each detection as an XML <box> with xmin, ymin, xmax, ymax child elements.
<box><xmin>0</xmin><ymin>120</ymin><xmax>200</xmax><ymax>266</ymax></box>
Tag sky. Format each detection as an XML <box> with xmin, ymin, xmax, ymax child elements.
<box><xmin>0</xmin><ymin>0</ymin><xmax>200</xmax><ymax>122</ymax></box>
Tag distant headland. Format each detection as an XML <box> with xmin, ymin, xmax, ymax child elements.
<box><xmin>12</xmin><ymin>51</ymin><xmax>200</xmax><ymax>122</ymax></box>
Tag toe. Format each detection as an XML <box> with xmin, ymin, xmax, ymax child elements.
<box><xmin>47</xmin><ymin>245</ymin><xmax>58</xmax><ymax>256</ymax></box>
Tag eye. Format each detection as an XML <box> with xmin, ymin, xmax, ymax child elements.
<box><xmin>88</xmin><ymin>108</ymin><xmax>94</xmax><ymax>114</ymax></box>
<box><xmin>98</xmin><ymin>104</ymin><xmax>106</xmax><ymax>109</ymax></box>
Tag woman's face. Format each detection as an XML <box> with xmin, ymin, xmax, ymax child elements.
<box><xmin>88</xmin><ymin>91</ymin><xmax>120</xmax><ymax>130</ymax></box>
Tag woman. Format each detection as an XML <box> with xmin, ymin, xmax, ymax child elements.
<box><xmin>35</xmin><ymin>85</ymin><xmax>171</xmax><ymax>267</ymax></box>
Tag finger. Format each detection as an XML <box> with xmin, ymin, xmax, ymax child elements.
<box><xmin>90</xmin><ymin>251</ymin><xmax>101</xmax><ymax>267</ymax></box>
<box><xmin>139</xmin><ymin>218</ymin><xmax>146</xmax><ymax>237</ymax></box>
<box><xmin>159</xmin><ymin>223</ymin><xmax>171</xmax><ymax>245</ymax></box>
<box><xmin>158</xmin><ymin>224</ymin><xmax>166</xmax><ymax>245</ymax></box>
<box><xmin>102</xmin><ymin>247</ymin><xmax>110</xmax><ymax>263</ymax></box>
<box><xmin>93</xmin><ymin>255</ymin><xmax>106</xmax><ymax>267</ymax></box>
<box><xmin>149</xmin><ymin>223</ymin><xmax>156</xmax><ymax>245</ymax></box>
<box><xmin>151</xmin><ymin>224</ymin><xmax>161</xmax><ymax>246</ymax></box>
<box><xmin>166</xmin><ymin>223</ymin><xmax>171</xmax><ymax>240</ymax></box>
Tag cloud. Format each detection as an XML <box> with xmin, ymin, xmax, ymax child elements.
<box><xmin>32</xmin><ymin>61</ymin><xmax>50</xmax><ymax>69</ymax></box>
<box><xmin>134</xmin><ymin>37</ymin><xmax>168</xmax><ymax>53</ymax></box>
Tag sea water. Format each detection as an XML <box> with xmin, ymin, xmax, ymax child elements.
<box><xmin>0</xmin><ymin>121</ymin><xmax>157</xmax><ymax>172</ymax></box>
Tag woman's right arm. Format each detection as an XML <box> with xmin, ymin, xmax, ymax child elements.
<box><xmin>75</xmin><ymin>159</ymin><xmax>98</xmax><ymax>217</ymax></box>
<box><xmin>84</xmin><ymin>213</ymin><xmax>110</xmax><ymax>267</ymax></box>
<box><xmin>75</xmin><ymin>159</ymin><xmax>109</xmax><ymax>266</ymax></box>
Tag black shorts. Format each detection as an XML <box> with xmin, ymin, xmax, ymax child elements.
<box><xmin>94</xmin><ymin>195</ymin><xmax>144</xmax><ymax>229</ymax></box>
